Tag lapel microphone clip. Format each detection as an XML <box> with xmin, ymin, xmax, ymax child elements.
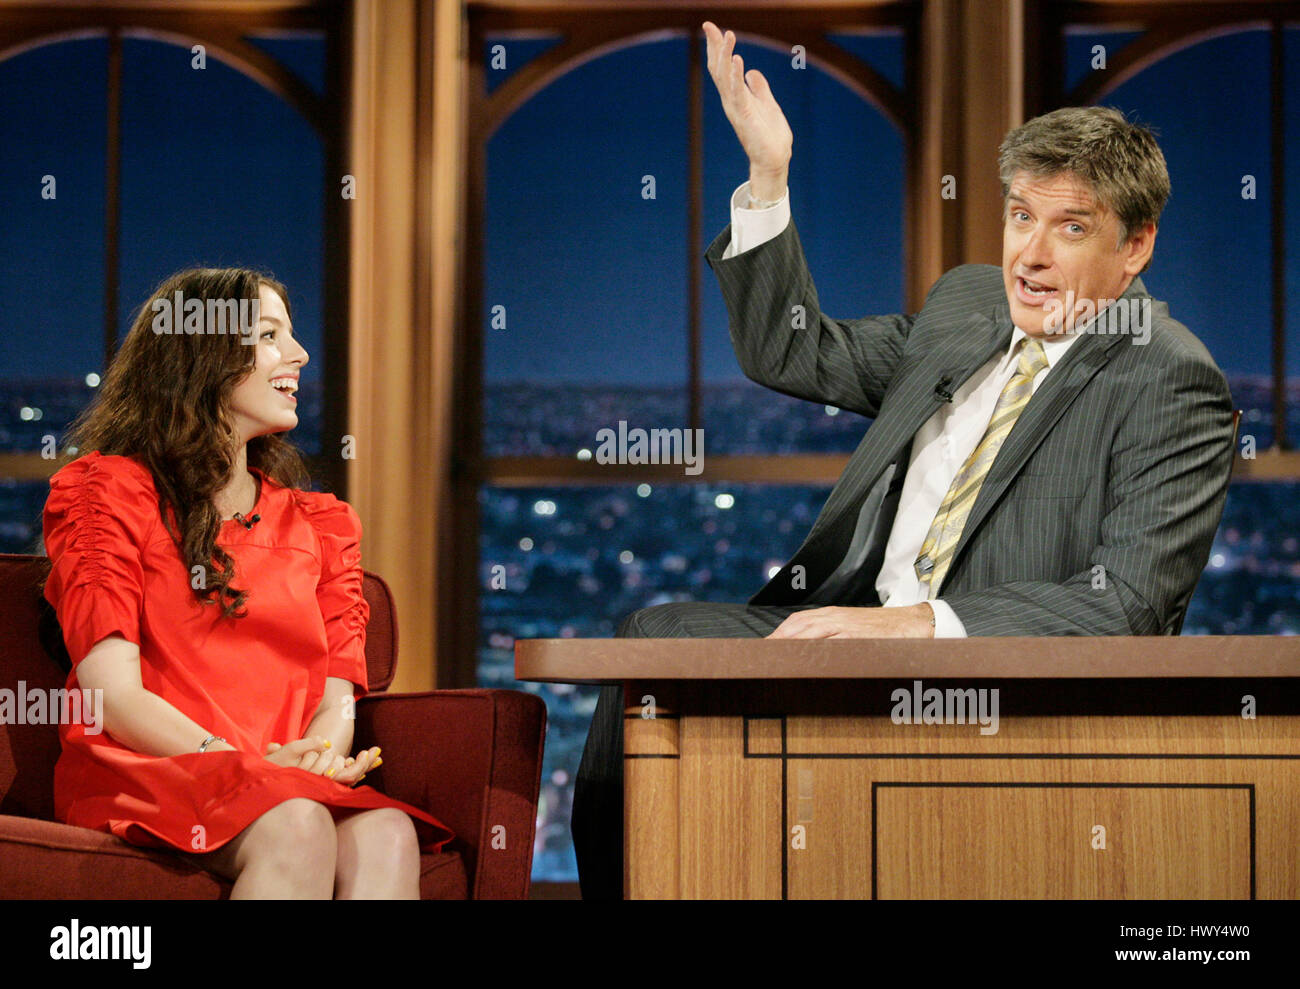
<box><xmin>934</xmin><ymin>374</ymin><xmax>955</xmax><ymax>403</ymax></box>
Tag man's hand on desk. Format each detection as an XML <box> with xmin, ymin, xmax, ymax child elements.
<box><xmin>767</xmin><ymin>603</ymin><xmax>936</xmax><ymax>639</ymax></box>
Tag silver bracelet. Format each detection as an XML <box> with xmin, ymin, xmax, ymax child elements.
<box><xmin>198</xmin><ymin>734</ymin><xmax>226</xmax><ymax>753</ymax></box>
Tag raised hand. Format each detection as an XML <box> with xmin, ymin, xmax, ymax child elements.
<box><xmin>702</xmin><ymin>20</ymin><xmax>794</xmax><ymax>201</ymax></box>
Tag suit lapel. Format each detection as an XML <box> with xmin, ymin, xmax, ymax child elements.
<box><xmin>946</xmin><ymin>282</ymin><xmax>1147</xmax><ymax>570</ymax></box>
<box><xmin>763</xmin><ymin>274</ymin><xmax>1151</xmax><ymax>602</ymax></box>
<box><xmin>806</xmin><ymin>310</ymin><xmax>1012</xmax><ymax>545</ymax></box>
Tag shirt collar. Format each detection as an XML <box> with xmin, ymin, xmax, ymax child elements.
<box><xmin>1008</xmin><ymin>323</ymin><xmax>1082</xmax><ymax>370</ymax></box>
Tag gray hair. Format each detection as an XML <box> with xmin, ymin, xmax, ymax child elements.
<box><xmin>998</xmin><ymin>106</ymin><xmax>1170</xmax><ymax>269</ymax></box>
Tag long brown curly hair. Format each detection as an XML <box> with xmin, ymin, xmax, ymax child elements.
<box><xmin>59</xmin><ymin>267</ymin><xmax>310</xmax><ymax>619</ymax></box>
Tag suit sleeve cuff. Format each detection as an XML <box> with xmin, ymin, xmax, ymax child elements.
<box><xmin>723</xmin><ymin>180</ymin><xmax>791</xmax><ymax>259</ymax></box>
<box><xmin>927</xmin><ymin>600</ymin><xmax>968</xmax><ymax>638</ymax></box>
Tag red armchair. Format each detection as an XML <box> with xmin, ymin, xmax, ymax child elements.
<box><xmin>0</xmin><ymin>553</ymin><xmax>546</xmax><ymax>899</ymax></box>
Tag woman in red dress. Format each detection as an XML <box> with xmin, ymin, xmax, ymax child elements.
<box><xmin>42</xmin><ymin>268</ymin><xmax>453</xmax><ymax>898</ymax></box>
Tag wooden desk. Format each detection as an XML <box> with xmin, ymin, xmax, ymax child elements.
<box><xmin>516</xmin><ymin>637</ymin><xmax>1300</xmax><ymax>899</ymax></box>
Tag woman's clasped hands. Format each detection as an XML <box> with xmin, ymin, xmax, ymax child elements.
<box><xmin>264</xmin><ymin>737</ymin><xmax>383</xmax><ymax>787</ymax></box>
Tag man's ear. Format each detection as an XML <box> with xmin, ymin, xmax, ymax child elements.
<box><xmin>1122</xmin><ymin>222</ymin><xmax>1157</xmax><ymax>276</ymax></box>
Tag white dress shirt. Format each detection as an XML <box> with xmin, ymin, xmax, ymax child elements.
<box><xmin>723</xmin><ymin>181</ymin><xmax>1083</xmax><ymax>636</ymax></box>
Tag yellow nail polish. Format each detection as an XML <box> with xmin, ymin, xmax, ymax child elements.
<box><xmin>326</xmin><ymin>768</ymin><xmax>336</xmax><ymax>778</ymax></box>
<box><xmin>372</xmin><ymin>757</ymin><xmax>383</xmax><ymax>768</ymax></box>
<box><xmin>323</xmin><ymin>739</ymin><xmax>332</xmax><ymax>748</ymax></box>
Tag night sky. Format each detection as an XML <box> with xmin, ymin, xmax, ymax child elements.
<box><xmin>0</xmin><ymin>26</ymin><xmax>1296</xmax><ymax>386</ymax></box>
<box><xmin>0</xmin><ymin>34</ymin><xmax>324</xmax><ymax>383</ymax></box>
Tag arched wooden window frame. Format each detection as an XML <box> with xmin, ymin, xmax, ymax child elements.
<box><xmin>447</xmin><ymin>4</ymin><xmax>920</xmax><ymax>687</ymax></box>
<box><xmin>0</xmin><ymin>2</ymin><xmax>350</xmax><ymax>496</ymax></box>
<box><xmin>1031</xmin><ymin>1</ymin><xmax>1298</xmax><ymax>478</ymax></box>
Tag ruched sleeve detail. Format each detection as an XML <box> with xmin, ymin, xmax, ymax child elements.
<box><xmin>42</xmin><ymin>452</ymin><xmax>158</xmax><ymax>668</ymax></box>
<box><xmin>294</xmin><ymin>490</ymin><xmax>371</xmax><ymax>697</ymax></box>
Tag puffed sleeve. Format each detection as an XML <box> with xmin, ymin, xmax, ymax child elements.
<box><xmin>42</xmin><ymin>452</ymin><xmax>157</xmax><ymax>668</ymax></box>
<box><xmin>295</xmin><ymin>490</ymin><xmax>371</xmax><ymax>697</ymax></box>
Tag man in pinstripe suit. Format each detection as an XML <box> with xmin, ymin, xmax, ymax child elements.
<box><xmin>571</xmin><ymin>22</ymin><xmax>1236</xmax><ymax>898</ymax></box>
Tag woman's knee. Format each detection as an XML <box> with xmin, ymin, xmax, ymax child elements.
<box><xmin>340</xmin><ymin>807</ymin><xmax>418</xmax><ymax>859</ymax></box>
<box><xmin>243</xmin><ymin>798</ymin><xmax>337</xmax><ymax>869</ymax></box>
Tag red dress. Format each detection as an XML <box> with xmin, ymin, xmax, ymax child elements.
<box><xmin>42</xmin><ymin>451</ymin><xmax>454</xmax><ymax>855</ymax></box>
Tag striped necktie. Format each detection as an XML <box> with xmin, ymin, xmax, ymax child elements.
<box><xmin>914</xmin><ymin>336</ymin><xmax>1050</xmax><ymax>598</ymax></box>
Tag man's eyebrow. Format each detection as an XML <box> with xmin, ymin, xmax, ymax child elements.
<box><xmin>1007</xmin><ymin>194</ymin><xmax>1095</xmax><ymax>217</ymax></box>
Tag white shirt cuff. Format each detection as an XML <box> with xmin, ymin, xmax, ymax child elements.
<box><xmin>722</xmin><ymin>180</ymin><xmax>791</xmax><ymax>259</ymax></box>
<box><xmin>927</xmin><ymin>600</ymin><xmax>968</xmax><ymax>638</ymax></box>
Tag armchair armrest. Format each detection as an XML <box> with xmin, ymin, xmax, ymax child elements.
<box><xmin>354</xmin><ymin>688</ymin><xmax>546</xmax><ymax>900</ymax></box>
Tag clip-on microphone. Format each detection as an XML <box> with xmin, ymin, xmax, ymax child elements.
<box><xmin>934</xmin><ymin>374</ymin><xmax>955</xmax><ymax>403</ymax></box>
